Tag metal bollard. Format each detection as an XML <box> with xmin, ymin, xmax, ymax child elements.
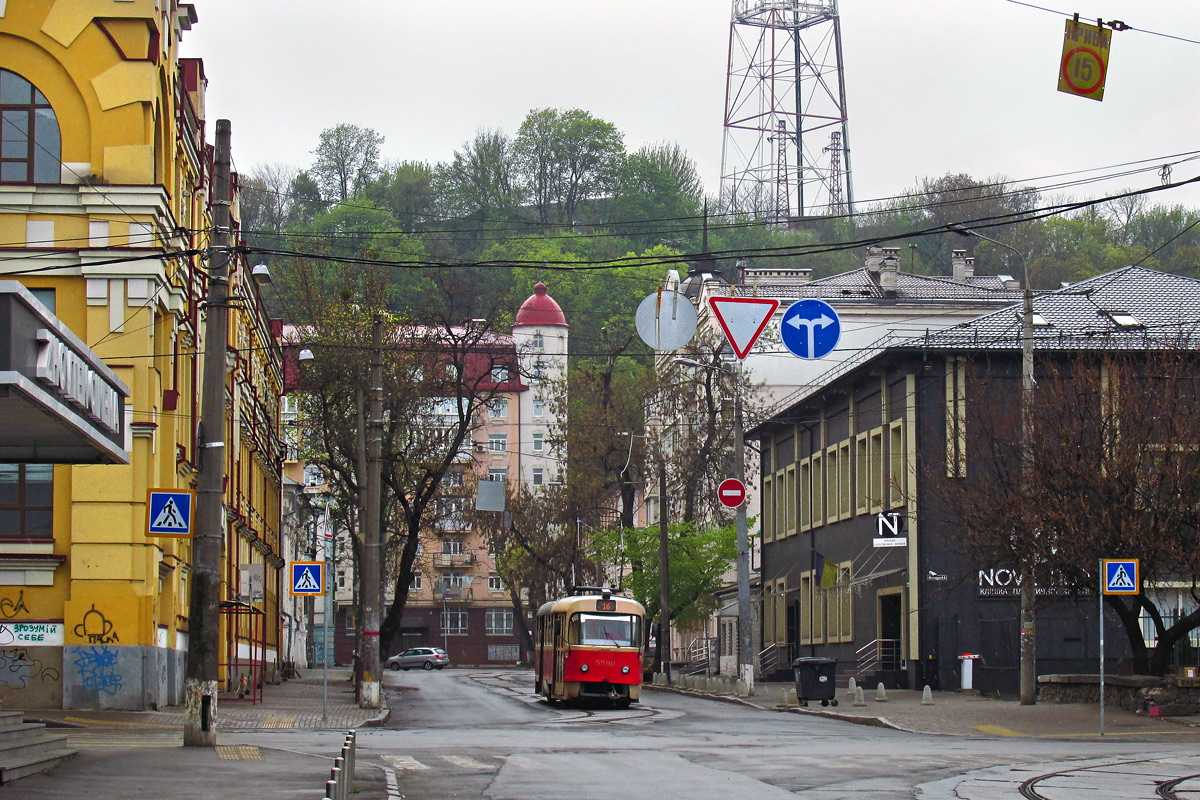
<box><xmin>325</xmin><ymin>778</ymin><xmax>338</xmax><ymax>800</ymax></box>
<box><xmin>332</xmin><ymin>758</ymin><xmax>344</xmax><ymax>800</ymax></box>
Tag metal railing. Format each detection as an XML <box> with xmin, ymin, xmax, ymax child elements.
<box><xmin>323</xmin><ymin>730</ymin><xmax>356</xmax><ymax>800</ymax></box>
<box><xmin>759</xmin><ymin>642</ymin><xmax>794</xmax><ymax>674</ymax></box>
<box><xmin>854</xmin><ymin>638</ymin><xmax>901</xmax><ymax>682</ymax></box>
<box><xmin>682</xmin><ymin>637</ymin><xmax>712</xmax><ymax>675</ymax></box>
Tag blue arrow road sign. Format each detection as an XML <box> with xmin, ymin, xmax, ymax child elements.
<box><xmin>780</xmin><ymin>299</ymin><xmax>841</xmax><ymax>360</ymax></box>
<box><xmin>147</xmin><ymin>489</ymin><xmax>193</xmax><ymax>537</ymax></box>
<box><xmin>1103</xmin><ymin>559</ymin><xmax>1139</xmax><ymax>595</ymax></box>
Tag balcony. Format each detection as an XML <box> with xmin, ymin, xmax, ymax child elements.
<box><xmin>433</xmin><ymin>552</ymin><xmax>475</xmax><ymax>568</ymax></box>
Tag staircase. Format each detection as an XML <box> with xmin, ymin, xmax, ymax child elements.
<box><xmin>0</xmin><ymin>709</ymin><xmax>77</xmax><ymax>785</ymax></box>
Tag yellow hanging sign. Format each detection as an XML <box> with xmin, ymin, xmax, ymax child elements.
<box><xmin>1058</xmin><ymin>18</ymin><xmax>1111</xmax><ymax>101</ymax></box>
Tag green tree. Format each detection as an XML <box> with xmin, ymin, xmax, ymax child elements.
<box><xmin>514</xmin><ymin>108</ymin><xmax>625</xmax><ymax>226</ymax></box>
<box><xmin>611</xmin><ymin>142</ymin><xmax>703</xmax><ymax>251</ymax></box>
<box><xmin>365</xmin><ymin>160</ymin><xmax>438</xmax><ymax>233</ymax></box>
<box><xmin>312</xmin><ymin>124</ymin><xmax>385</xmax><ymax>203</ymax></box>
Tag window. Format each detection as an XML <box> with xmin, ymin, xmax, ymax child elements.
<box><xmin>304</xmin><ymin>465</ymin><xmax>323</xmax><ymax>487</ymax></box>
<box><xmin>488</xmin><ymin>467</ymin><xmax>507</xmax><ymax>482</ymax></box>
<box><xmin>445</xmin><ymin>570</ymin><xmax>466</xmax><ymax>588</ymax></box>
<box><xmin>337</xmin><ymin>571</ymin><xmax>345</xmax><ymax>589</ymax></box>
<box><xmin>532</xmin><ymin>332</ymin><xmax>544</xmax><ymax>349</ymax></box>
<box><xmin>442</xmin><ymin>536</ymin><xmax>464</xmax><ymax>555</ymax></box>
<box><xmin>489</xmin><ymin>398</ymin><xmax>508</xmax><ymax>419</ymax></box>
<box><xmin>28</xmin><ymin>287</ymin><xmax>54</xmax><ymax>313</ymax></box>
<box><xmin>0</xmin><ymin>70</ymin><xmax>60</xmax><ymax>184</ymax></box>
<box><xmin>489</xmin><ymin>572</ymin><xmax>503</xmax><ymax>592</ymax></box>
<box><xmin>486</xmin><ymin>607</ymin><xmax>513</xmax><ymax>635</ymax></box>
<box><xmin>532</xmin><ymin>467</ymin><xmax>543</xmax><ymax>486</ymax></box>
<box><xmin>442</xmin><ymin>609</ymin><xmax>468</xmax><ymax>635</ymax></box>
<box><xmin>410</xmin><ymin>572</ymin><xmax>422</xmax><ymax>591</ymax></box>
<box><xmin>491</xmin><ymin>365</ymin><xmax>509</xmax><ymax>383</ymax></box>
<box><xmin>889</xmin><ymin>421</ymin><xmax>905</xmax><ymax>507</ymax></box>
<box><xmin>0</xmin><ymin>464</ymin><xmax>53</xmax><ymax>538</ymax></box>
<box><xmin>488</xmin><ymin>434</ymin><xmax>507</xmax><ymax>452</ymax></box>
<box><xmin>533</xmin><ymin>399</ymin><xmax>545</xmax><ymax>418</ymax></box>
<box><xmin>533</xmin><ymin>432</ymin><xmax>544</xmax><ymax>452</ymax></box>
<box><xmin>442</xmin><ymin>470</ymin><xmax>464</xmax><ymax>488</ymax></box>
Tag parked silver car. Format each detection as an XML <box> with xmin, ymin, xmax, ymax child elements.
<box><xmin>386</xmin><ymin>647</ymin><xmax>450</xmax><ymax>671</ymax></box>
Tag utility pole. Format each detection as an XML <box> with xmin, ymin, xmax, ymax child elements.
<box><xmin>733</xmin><ymin>385</ymin><xmax>754</xmax><ymax>695</ymax></box>
<box><xmin>360</xmin><ymin>313</ymin><xmax>384</xmax><ymax>708</ymax></box>
<box><xmin>951</xmin><ymin>224</ymin><xmax>1037</xmax><ymax>705</ymax></box>
<box><xmin>185</xmin><ymin>118</ymin><xmax>232</xmax><ymax>747</ymax></box>
<box><xmin>658</xmin><ymin>460</ymin><xmax>671</xmax><ymax>683</ymax></box>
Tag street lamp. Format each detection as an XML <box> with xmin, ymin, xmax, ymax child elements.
<box><xmin>950</xmin><ymin>223</ymin><xmax>1037</xmax><ymax>706</ymax></box>
<box><xmin>674</xmin><ymin>356</ymin><xmax>754</xmax><ymax>695</ymax></box>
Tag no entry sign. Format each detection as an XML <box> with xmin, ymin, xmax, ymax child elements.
<box><xmin>718</xmin><ymin>478</ymin><xmax>747</xmax><ymax>508</ymax></box>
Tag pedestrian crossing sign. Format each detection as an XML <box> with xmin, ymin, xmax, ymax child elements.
<box><xmin>1102</xmin><ymin>559</ymin><xmax>1139</xmax><ymax>595</ymax></box>
<box><xmin>290</xmin><ymin>561</ymin><xmax>325</xmax><ymax>596</ymax></box>
<box><xmin>147</xmin><ymin>489</ymin><xmax>194</xmax><ymax>538</ymax></box>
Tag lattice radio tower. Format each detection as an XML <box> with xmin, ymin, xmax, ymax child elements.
<box><xmin>720</xmin><ymin>0</ymin><xmax>854</xmax><ymax>223</ymax></box>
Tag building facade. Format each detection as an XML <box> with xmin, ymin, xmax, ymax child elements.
<box><xmin>752</xmin><ymin>266</ymin><xmax>1198</xmax><ymax>693</ymax></box>
<box><xmin>0</xmin><ymin>1</ymin><xmax>283</xmax><ymax>709</ymax></box>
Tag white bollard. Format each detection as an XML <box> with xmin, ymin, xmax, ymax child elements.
<box><xmin>847</xmin><ymin>676</ymin><xmax>857</xmax><ymax>696</ymax></box>
<box><xmin>921</xmin><ymin>685</ymin><xmax>934</xmax><ymax>705</ymax></box>
<box><xmin>875</xmin><ymin>682</ymin><xmax>888</xmax><ymax>702</ymax></box>
<box><xmin>853</xmin><ymin>685</ymin><xmax>866</xmax><ymax>707</ymax></box>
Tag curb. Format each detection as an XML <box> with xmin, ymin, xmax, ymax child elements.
<box><xmin>645</xmin><ymin>683</ymin><xmax>908</xmax><ymax>733</ymax></box>
<box><xmin>363</xmin><ymin>700</ymin><xmax>391</xmax><ymax>728</ymax></box>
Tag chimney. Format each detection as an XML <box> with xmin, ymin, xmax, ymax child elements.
<box><xmin>865</xmin><ymin>245</ymin><xmax>886</xmax><ymax>274</ymax></box>
<box><xmin>952</xmin><ymin>249</ymin><xmax>967</xmax><ymax>282</ymax></box>
<box><xmin>880</xmin><ymin>255</ymin><xmax>899</xmax><ymax>297</ymax></box>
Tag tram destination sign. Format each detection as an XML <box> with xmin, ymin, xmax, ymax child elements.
<box><xmin>596</xmin><ymin>599</ymin><xmax>617</xmax><ymax>612</ymax></box>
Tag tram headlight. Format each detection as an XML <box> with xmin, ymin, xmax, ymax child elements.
<box><xmin>580</xmin><ymin>664</ymin><xmax>589</xmax><ymax>673</ymax></box>
<box><xmin>621</xmin><ymin>665</ymin><xmax>630</xmax><ymax>674</ymax></box>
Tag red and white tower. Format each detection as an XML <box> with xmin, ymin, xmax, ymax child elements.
<box><xmin>720</xmin><ymin>0</ymin><xmax>854</xmax><ymax>222</ymax></box>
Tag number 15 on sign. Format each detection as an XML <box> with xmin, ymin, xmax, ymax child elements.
<box><xmin>1057</xmin><ymin>18</ymin><xmax>1111</xmax><ymax>101</ymax></box>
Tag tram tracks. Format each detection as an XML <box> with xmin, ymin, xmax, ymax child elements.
<box><xmin>1017</xmin><ymin>758</ymin><xmax>1200</xmax><ymax>799</ymax></box>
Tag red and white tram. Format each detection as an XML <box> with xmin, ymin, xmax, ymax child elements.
<box><xmin>535</xmin><ymin>589</ymin><xmax>645</xmax><ymax>707</ymax></box>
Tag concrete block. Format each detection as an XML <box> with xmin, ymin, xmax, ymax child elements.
<box><xmin>736</xmin><ymin>679</ymin><xmax>749</xmax><ymax>697</ymax></box>
<box><xmin>853</xmin><ymin>685</ymin><xmax>866</xmax><ymax>707</ymax></box>
<box><xmin>847</xmin><ymin>676</ymin><xmax>857</xmax><ymax>696</ymax></box>
<box><xmin>921</xmin><ymin>685</ymin><xmax>934</xmax><ymax>705</ymax></box>
<box><xmin>875</xmin><ymin>682</ymin><xmax>888</xmax><ymax>702</ymax></box>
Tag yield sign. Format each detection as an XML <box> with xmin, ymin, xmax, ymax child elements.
<box><xmin>708</xmin><ymin>296</ymin><xmax>779</xmax><ymax>359</ymax></box>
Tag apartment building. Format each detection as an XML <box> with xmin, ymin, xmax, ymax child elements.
<box><xmin>0</xmin><ymin>1</ymin><xmax>284</xmax><ymax>709</ymax></box>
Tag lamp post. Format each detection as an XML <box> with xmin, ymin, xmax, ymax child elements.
<box><xmin>674</xmin><ymin>356</ymin><xmax>754</xmax><ymax>695</ymax></box>
<box><xmin>951</xmin><ymin>224</ymin><xmax>1037</xmax><ymax>706</ymax></box>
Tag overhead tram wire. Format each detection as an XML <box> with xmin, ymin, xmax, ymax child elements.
<box><xmin>236</xmin><ymin>144</ymin><xmax>1200</xmax><ymax>242</ymax></box>
<box><xmin>1003</xmin><ymin>0</ymin><xmax>1200</xmax><ymax>47</ymax></box>
<box><xmin>239</xmin><ymin>174</ymin><xmax>1200</xmax><ymax>274</ymax></box>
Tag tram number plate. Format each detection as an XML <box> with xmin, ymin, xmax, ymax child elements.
<box><xmin>595</xmin><ymin>599</ymin><xmax>616</xmax><ymax>612</ymax></box>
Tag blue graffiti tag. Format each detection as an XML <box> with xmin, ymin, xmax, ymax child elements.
<box><xmin>73</xmin><ymin>646</ymin><xmax>123</xmax><ymax>696</ymax></box>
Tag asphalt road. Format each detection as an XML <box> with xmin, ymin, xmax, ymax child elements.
<box><xmin>346</xmin><ymin>668</ymin><xmax>1200</xmax><ymax>799</ymax></box>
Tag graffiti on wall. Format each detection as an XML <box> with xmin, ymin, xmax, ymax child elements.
<box><xmin>0</xmin><ymin>648</ymin><xmax>60</xmax><ymax>688</ymax></box>
<box><xmin>0</xmin><ymin>590</ymin><xmax>29</xmax><ymax>620</ymax></box>
<box><xmin>73</xmin><ymin>646</ymin><xmax>123</xmax><ymax>696</ymax></box>
<box><xmin>73</xmin><ymin>606</ymin><xmax>119</xmax><ymax>644</ymax></box>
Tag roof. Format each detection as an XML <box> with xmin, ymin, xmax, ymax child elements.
<box><xmin>515</xmin><ymin>282</ymin><xmax>568</xmax><ymax>328</ymax></box>
<box><xmin>757</xmin><ymin>267</ymin><xmax>1200</xmax><ymax>427</ymax></box>
<box><xmin>918</xmin><ymin>267</ymin><xmax>1200</xmax><ymax>351</ymax></box>
<box><xmin>745</xmin><ymin>267</ymin><xmax>1023</xmax><ymax>303</ymax></box>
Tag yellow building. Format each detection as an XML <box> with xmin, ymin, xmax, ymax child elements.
<box><xmin>0</xmin><ymin>1</ymin><xmax>283</xmax><ymax>709</ymax></box>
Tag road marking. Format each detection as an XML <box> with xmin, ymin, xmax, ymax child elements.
<box><xmin>215</xmin><ymin>745</ymin><xmax>263</xmax><ymax>761</ymax></box>
<box><xmin>260</xmin><ymin>716</ymin><xmax>295</xmax><ymax>728</ymax></box>
<box><xmin>384</xmin><ymin>754</ymin><xmax>430</xmax><ymax>770</ymax></box>
<box><xmin>441</xmin><ymin>755</ymin><xmax>494</xmax><ymax>770</ymax></box>
<box><xmin>383</xmin><ymin>767</ymin><xmax>402</xmax><ymax>799</ymax></box>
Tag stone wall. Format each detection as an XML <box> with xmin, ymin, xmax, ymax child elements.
<box><xmin>1038</xmin><ymin>673</ymin><xmax>1200</xmax><ymax>715</ymax></box>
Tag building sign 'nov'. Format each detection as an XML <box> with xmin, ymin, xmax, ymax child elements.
<box><xmin>977</xmin><ymin>568</ymin><xmax>1071</xmax><ymax>598</ymax></box>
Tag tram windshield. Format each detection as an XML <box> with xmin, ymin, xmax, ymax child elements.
<box><xmin>576</xmin><ymin>613</ymin><xmax>639</xmax><ymax>647</ymax></box>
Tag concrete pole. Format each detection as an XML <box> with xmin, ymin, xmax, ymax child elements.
<box><xmin>658</xmin><ymin>460</ymin><xmax>671</xmax><ymax>683</ymax></box>
<box><xmin>1019</xmin><ymin>282</ymin><xmax>1037</xmax><ymax>706</ymax></box>
<box><xmin>184</xmin><ymin>118</ymin><xmax>232</xmax><ymax>747</ymax></box>
<box><xmin>734</xmin><ymin>386</ymin><xmax>754</xmax><ymax>694</ymax></box>
<box><xmin>360</xmin><ymin>313</ymin><xmax>383</xmax><ymax>708</ymax></box>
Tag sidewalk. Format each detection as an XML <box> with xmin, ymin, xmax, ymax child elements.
<box><xmin>651</xmin><ymin>678</ymin><xmax>1200</xmax><ymax>741</ymax></box>
<box><xmin>21</xmin><ymin>668</ymin><xmax>388</xmax><ymax>732</ymax></box>
<box><xmin>7</xmin><ymin>669</ymin><xmax>388</xmax><ymax>799</ymax></box>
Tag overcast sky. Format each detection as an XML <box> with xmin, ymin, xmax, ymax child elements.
<box><xmin>182</xmin><ymin>0</ymin><xmax>1200</xmax><ymax>211</ymax></box>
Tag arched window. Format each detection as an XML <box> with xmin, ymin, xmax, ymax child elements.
<box><xmin>0</xmin><ymin>69</ymin><xmax>60</xmax><ymax>184</ymax></box>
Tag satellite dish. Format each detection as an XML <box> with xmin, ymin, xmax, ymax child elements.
<box><xmin>635</xmin><ymin>290</ymin><xmax>697</xmax><ymax>350</ymax></box>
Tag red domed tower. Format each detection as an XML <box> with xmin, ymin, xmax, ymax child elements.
<box><xmin>513</xmin><ymin>283</ymin><xmax>567</xmax><ymax>487</ymax></box>
<box><xmin>515</xmin><ymin>282</ymin><xmax>568</xmax><ymax>329</ymax></box>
